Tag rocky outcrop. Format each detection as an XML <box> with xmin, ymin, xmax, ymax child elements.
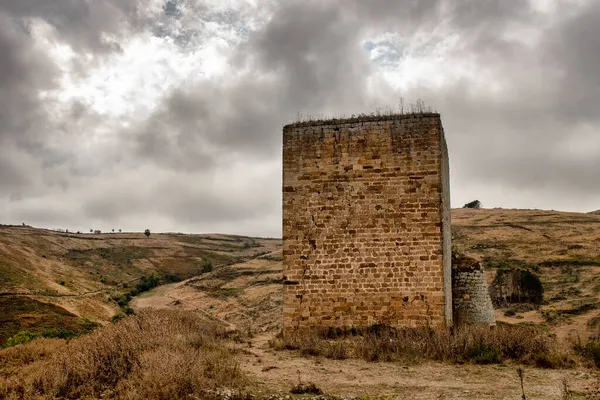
<box><xmin>489</xmin><ymin>268</ymin><xmax>543</xmax><ymax>307</ymax></box>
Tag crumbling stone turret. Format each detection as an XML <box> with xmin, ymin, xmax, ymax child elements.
<box><xmin>451</xmin><ymin>252</ymin><xmax>496</xmax><ymax>326</ymax></box>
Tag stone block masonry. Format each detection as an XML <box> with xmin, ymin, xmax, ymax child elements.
<box><xmin>282</xmin><ymin>113</ymin><xmax>452</xmax><ymax>333</ymax></box>
<box><xmin>451</xmin><ymin>253</ymin><xmax>496</xmax><ymax>326</ymax></box>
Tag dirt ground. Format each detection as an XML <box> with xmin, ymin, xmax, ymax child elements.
<box><xmin>238</xmin><ymin>333</ymin><xmax>600</xmax><ymax>400</ymax></box>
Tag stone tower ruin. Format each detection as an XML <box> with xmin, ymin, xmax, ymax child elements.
<box><xmin>282</xmin><ymin>113</ymin><xmax>452</xmax><ymax>332</ymax></box>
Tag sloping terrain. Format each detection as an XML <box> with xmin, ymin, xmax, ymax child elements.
<box><xmin>0</xmin><ymin>225</ymin><xmax>280</xmax><ymax>345</ymax></box>
<box><xmin>452</xmin><ymin>208</ymin><xmax>600</xmax><ymax>338</ymax></box>
<box><xmin>3</xmin><ymin>308</ymin><xmax>599</xmax><ymax>400</ymax></box>
<box><xmin>2</xmin><ymin>210</ymin><xmax>600</xmax><ymax>399</ymax></box>
<box><xmin>131</xmin><ymin>252</ymin><xmax>284</xmax><ymax>332</ymax></box>
<box><xmin>132</xmin><ymin>208</ymin><xmax>600</xmax><ymax>340</ymax></box>
<box><xmin>0</xmin><ymin>297</ymin><xmax>96</xmax><ymax>345</ymax></box>
<box><xmin>3</xmin><ymin>209</ymin><xmax>600</xmax><ymax>342</ymax></box>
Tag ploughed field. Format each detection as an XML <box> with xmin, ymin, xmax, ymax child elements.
<box><xmin>1</xmin><ymin>208</ymin><xmax>600</xmax><ymax>399</ymax></box>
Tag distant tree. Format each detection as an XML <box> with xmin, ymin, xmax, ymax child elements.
<box><xmin>144</xmin><ymin>229</ymin><xmax>151</xmax><ymax>238</ymax></box>
<box><xmin>463</xmin><ymin>200</ymin><xmax>482</xmax><ymax>209</ymax></box>
<box><xmin>66</xmin><ymin>229</ymin><xmax>69</xmax><ymax>233</ymax></box>
<box><xmin>94</xmin><ymin>230</ymin><xmax>101</xmax><ymax>234</ymax></box>
<box><xmin>112</xmin><ymin>229</ymin><xmax>115</xmax><ymax>233</ymax></box>
<box><xmin>77</xmin><ymin>231</ymin><xmax>81</xmax><ymax>234</ymax></box>
<box><xmin>118</xmin><ymin>229</ymin><xmax>122</xmax><ymax>233</ymax></box>
<box><xmin>90</xmin><ymin>229</ymin><xmax>93</xmax><ymax>233</ymax></box>
<box><xmin>22</xmin><ymin>222</ymin><xmax>25</xmax><ymax>226</ymax></box>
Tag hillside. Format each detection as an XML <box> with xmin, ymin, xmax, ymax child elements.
<box><xmin>3</xmin><ymin>209</ymin><xmax>600</xmax><ymax>339</ymax></box>
<box><xmin>0</xmin><ymin>225</ymin><xmax>280</xmax><ymax>344</ymax></box>
<box><xmin>2</xmin><ymin>210</ymin><xmax>600</xmax><ymax>399</ymax></box>
<box><xmin>130</xmin><ymin>208</ymin><xmax>600</xmax><ymax>339</ymax></box>
<box><xmin>3</xmin><ymin>209</ymin><xmax>600</xmax><ymax>344</ymax></box>
<box><xmin>452</xmin><ymin>208</ymin><xmax>600</xmax><ymax>339</ymax></box>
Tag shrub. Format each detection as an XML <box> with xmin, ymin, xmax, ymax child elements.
<box><xmin>115</xmin><ymin>294</ymin><xmax>131</xmax><ymax>307</ymax></box>
<box><xmin>122</xmin><ymin>306</ymin><xmax>135</xmax><ymax>315</ymax></box>
<box><xmin>0</xmin><ymin>309</ymin><xmax>246</xmax><ymax>399</ymax></box>
<box><xmin>322</xmin><ymin>341</ymin><xmax>348</xmax><ymax>360</ymax></box>
<box><xmin>290</xmin><ymin>382</ymin><xmax>322</xmax><ymax>395</ymax></box>
<box><xmin>134</xmin><ymin>275</ymin><xmax>160</xmax><ymax>293</ymax></box>
<box><xmin>575</xmin><ymin>339</ymin><xmax>600</xmax><ymax>368</ymax></box>
<box><xmin>164</xmin><ymin>273</ymin><xmax>183</xmax><ymax>283</ymax></box>
<box><xmin>5</xmin><ymin>328</ymin><xmax>83</xmax><ymax>348</ymax></box>
<box><xmin>466</xmin><ymin>342</ymin><xmax>501</xmax><ymax>364</ymax></box>
<box><xmin>112</xmin><ymin>313</ymin><xmax>126</xmax><ymax>323</ymax></box>
<box><xmin>5</xmin><ymin>331</ymin><xmax>39</xmax><ymax>347</ymax></box>
<box><xmin>199</xmin><ymin>258</ymin><xmax>213</xmax><ymax>274</ymax></box>
<box><xmin>521</xmin><ymin>270</ymin><xmax>544</xmax><ymax>305</ymax></box>
<box><xmin>111</xmin><ymin>275</ymin><xmax>163</xmax><ymax>312</ymax></box>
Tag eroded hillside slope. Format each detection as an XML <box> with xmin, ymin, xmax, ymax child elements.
<box><xmin>0</xmin><ymin>225</ymin><xmax>279</xmax><ymax>344</ymax></box>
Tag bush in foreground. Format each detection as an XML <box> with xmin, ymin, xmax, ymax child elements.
<box><xmin>0</xmin><ymin>309</ymin><xmax>245</xmax><ymax>400</ymax></box>
<box><xmin>575</xmin><ymin>339</ymin><xmax>600</xmax><ymax>368</ymax></box>
<box><xmin>272</xmin><ymin>324</ymin><xmax>575</xmax><ymax>368</ymax></box>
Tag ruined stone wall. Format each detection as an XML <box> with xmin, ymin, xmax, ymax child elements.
<box><xmin>282</xmin><ymin>114</ymin><xmax>451</xmax><ymax>332</ymax></box>
<box><xmin>440</xmin><ymin>132</ymin><xmax>453</xmax><ymax>325</ymax></box>
<box><xmin>452</xmin><ymin>267</ymin><xmax>496</xmax><ymax>326</ymax></box>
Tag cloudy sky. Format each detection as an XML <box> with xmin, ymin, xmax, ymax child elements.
<box><xmin>1</xmin><ymin>0</ymin><xmax>599</xmax><ymax>237</ymax></box>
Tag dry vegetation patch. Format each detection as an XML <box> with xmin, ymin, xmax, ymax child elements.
<box><xmin>273</xmin><ymin>324</ymin><xmax>576</xmax><ymax>368</ymax></box>
<box><xmin>0</xmin><ymin>309</ymin><xmax>247</xmax><ymax>400</ymax></box>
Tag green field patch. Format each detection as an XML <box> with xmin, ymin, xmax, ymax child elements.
<box><xmin>0</xmin><ymin>297</ymin><xmax>99</xmax><ymax>347</ymax></box>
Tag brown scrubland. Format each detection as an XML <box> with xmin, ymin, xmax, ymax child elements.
<box><xmin>0</xmin><ymin>309</ymin><xmax>246</xmax><ymax>400</ymax></box>
<box><xmin>2</xmin><ymin>208</ymin><xmax>600</xmax><ymax>399</ymax></box>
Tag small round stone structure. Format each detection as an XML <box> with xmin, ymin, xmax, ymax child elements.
<box><xmin>451</xmin><ymin>253</ymin><xmax>496</xmax><ymax>326</ymax></box>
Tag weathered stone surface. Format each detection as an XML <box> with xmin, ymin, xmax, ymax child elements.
<box><xmin>451</xmin><ymin>253</ymin><xmax>496</xmax><ymax>326</ymax></box>
<box><xmin>489</xmin><ymin>268</ymin><xmax>544</xmax><ymax>307</ymax></box>
<box><xmin>282</xmin><ymin>114</ymin><xmax>452</xmax><ymax>332</ymax></box>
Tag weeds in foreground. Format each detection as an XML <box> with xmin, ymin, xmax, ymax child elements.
<box><xmin>272</xmin><ymin>324</ymin><xmax>576</xmax><ymax>368</ymax></box>
<box><xmin>574</xmin><ymin>338</ymin><xmax>600</xmax><ymax>367</ymax></box>
<box><xmin>0</xmin><ymin>309</ymin><xmax>245</xmax><ymax>400</ymax></box>
<box><xmin>290</xmin><ymin>381</ymin><xmax>323</xmax><ymax>395</ymax></box>
<box><xmin>517</xmin><ymin>367</ymin><xmax>526</xmax><ymax>399</ymax></box>
<box><xmin>561</xmin><ymin>378</ymin><xmax>572</xmax><ymax>400</ymax></box>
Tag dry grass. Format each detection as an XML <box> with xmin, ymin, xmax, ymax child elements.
<box><xmin>0</xmin><ymin>224</ymin><xmax>280</xmax><ymax>326</ymax></box>
<box><xmin>272</xmin><ymin>324</ymin><xmax>576</xmax><ymax>368</ymax></box>
<box><xmin>0</xmin><ymin>309</ymin><xmax>246</xmax><ymax>400</ymax></box>
<box><xmin>290</xmin><ymin>98</ymin><xmax>436</xmax><ymax>126</ymax></box>
<box><xmin>0</xmin><ymin>297</ymin><xmax>97</xmax><ymax>346</ymax></box>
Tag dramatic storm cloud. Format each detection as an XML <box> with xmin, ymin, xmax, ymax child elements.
<box><xmin>1</xmin><ymin>0</ymin><xmax>599</xmax><ymax>236</ymax></box>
